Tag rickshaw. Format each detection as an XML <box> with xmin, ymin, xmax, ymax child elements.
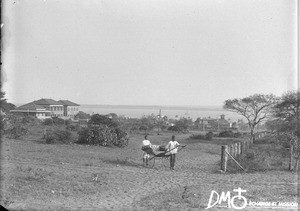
<box><xmin>142</xmin><ymin>144</ymin><xmax>186</xmax><ymax>168</ymax></box>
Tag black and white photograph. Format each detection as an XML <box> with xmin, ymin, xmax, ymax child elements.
<box><xmin>1</xmin><ymin>0</ymin><xmax>298</xmax><ymax>210</ymax></box>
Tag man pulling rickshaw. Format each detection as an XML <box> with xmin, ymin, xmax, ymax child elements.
<box><xmin>141</xmin><ymin>135</ymin><xmax>186</xmax><ymax>169</ymax></box>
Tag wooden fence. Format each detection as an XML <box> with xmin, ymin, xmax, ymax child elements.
<box><xmin>220</xmin><ymin>131</ymin><xmax>268</xmax><ymax>172</ymax></box>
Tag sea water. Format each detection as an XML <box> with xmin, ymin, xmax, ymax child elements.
<box><xmin>79</xmin><ymin>105</ymin><xmax>243</xmax><ymax>122</ymax></box>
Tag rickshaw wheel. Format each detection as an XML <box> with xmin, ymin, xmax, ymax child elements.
<box><xmin>147</xmin><ymin>157</ymin><xmax>155</xmax><ymax>168</ymax></box>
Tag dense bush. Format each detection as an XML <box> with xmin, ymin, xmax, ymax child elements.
<box><xmin>189</xmin><ymin>134</ymin><xmax>205</xmax><ymax>139</ymax></box>
<box><xmin>233</xmin><ymin>132</ymin><xmax>242</xmax><ymax>138</ymax></box>
<box><xmin>43</xmin><ymin>118</ymin><xmax>53</xmax><ymax>125</ymax></box>
<box><xmin>66</xmin><ymin>124</ymin><xmax>77</xmax><ymax>131</ymax></box>
<box><xmin>0</xmin><ymin>116</ymin><xmax>4</xmax><ymax>136</ymax></box>
<box><xmin>75</xmin><ymin>111</ymin><xmax>90</xmax><ymax>119</ymax></box>
<box><xmin>52</xmin><ymin>117</ymin><xmax>65</xmax><ymax>125</ymax></box>
<box><xmin>130</xmin><ymin>126</ymin><xmax>139</xmax><ymax>132</ymax></box>
<box><xmin>3</xmin><ymin>115</ymin><xmax>28</xmax><ymax>139</ymax></box>
<box><xmin>139</xmin><ymin>125</ymin><xmax>148</xmax><ymax>131</ymax></box>
<box><xmin>77</xmin><ymin>124</ymin><xmax>129</xmax><ymax>147</ymax></box>
<box><xmin>167</xmin><ymin>125</ymin><xmax>181</xmax><ymax>132</ymax></box>
<box><xmin>218</xmin><ymin>130</ymin><xmax>242</xmax><ymax>138</ymax></box>
<box><xmin>5</xmin><ymin>125</ymin><xmax>28</xmax><ymax>139</ymax></box>
<box><xmin>21</xmin><ymin>116</ymin><xmax>40</xmax><ymax>125</ymax></box>
<box><xmin>88</xmin><ymin>114</ymin><xmax>119</xmax><ymax>128</ymax></box>
<box><xmin>189</xmin><ymin>132</ymin><xmax>214</xmax><ymax>140</ymax></box>
<box><xmin>43</xmin><ymin>117</ymin><xmax>67</xmax><ymax>126</ymax></box>
<box><xmin>219</xmin><ymin>130</ymin><xmax>234</xmax><ymax>137</ymax></box>
<box><xmin>114</xmin><ymin>127</ymin><xmax>129</xmax><ymax>147</ymax></box>
<box><xmin>44</xmin><ymin>129</ymin><xmax>72</xmax><ymax>144</ymax></box>
<box><xmin>205</xmin><ymin>131</ymin><xmax>214</xmax><ymax>140</ymax></box>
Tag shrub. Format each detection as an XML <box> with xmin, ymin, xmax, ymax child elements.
<box><xmin>66</xmin><ymin>124</ymin><xmax>77</xmax><ymax>131</ymax></box>
<box><xmin>44</xmin><ymin>129</ymin><xmax>72</xmax><ymax>144</ymax></box>
<box><xmin>130</xmin><ymin>126</ymin><xmax>138</xmax><ymax>131</ymax></box>
<box><xmin>88</xmin><ymin>114</ymin><xmax>119</xmax><ymax>128</ymax></box>
<box><xmin>160</xmin><ymin>125</ymin><xmax>167</xmax><ymax>130</ymax></box>
<box><xmin>64</xmin><ymin>119</ymin><xmax>72</xmax><ymax>126</ymax></box>
<box><xmin>75</xmin><ymin>111</ymin><xmax>90</xmax><ymax>120</ymax></box>
<box><xmin>43</xmin><ymin>117</ymin><xmax>67</xmax><ymax>126</ymax></box>
<box><xmin>233</xmin><ymin>132</ymin><xmax>242</xmax><ymax>138</ymax></box>
<box><xmin>219</xmin><ymin>130</ymin><xmax>234</xmax><ymax>138</ymax></box>
<box><xmin>167</xmin><ymin>125</ymin><xmax>181</xmax><ymax>132</ymax></box>
<box><xmin>139</xmin><ymin>125</ymin><xmax>148</xmax><ymax>131</ymax></box>
<box><xmin>52</xmin><ymin>117</ymin><xmax>65</xmax><ymax>125</ymax></box>
<box><xmin>189</xmin><ymin>134</ymin><xmax>205</xmax><ymax>140</ymax></box>
<box><xmin>3</xmin><ymin>115</ymin><xmax>28</xmax><ymax>139</ymax></box>
<box><xmin>43</xmin><ymin>118</ymin><xmax>53</xmax><ymax>125</ymax></box>
<box><xmin>189</xmin><ymin>132</ymin><xmax>214</xmax><ymax>140</ymax></box>
<box><xmin>6</xmin><ymin>126</ymin><xmax>28</xmax><ymax>139</ymax></box>
<box><xmin>22</xmin><ymin>116</ymin><xmax>39</xmax><ymax>125</ymax></box>
<box><xmin>77</xmin><ymin>124</ymin><xmax>129</xmax><ymax>147</ymax></box>
<box><xmin>113</xmin><ymin>127</ymin><xmax>129</xmax><ymax>147</ymax></box>
<box><xmin>205</xmin><ymin>131</ymin><xmax>214</xmax><ymax>140</ymax></box>
<box><xmin>0</xmin><ymin>115</ymin><xmax>4</xmax><ymax>136</ymax></box>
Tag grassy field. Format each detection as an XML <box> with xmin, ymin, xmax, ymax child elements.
<box><xmin>0</xmin><ymin>131</ymin><xmax>298</xmax><ymax>210</ymax></box>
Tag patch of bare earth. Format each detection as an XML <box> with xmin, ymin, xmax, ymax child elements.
<box><xmin>0</xmin><ymin>134</ymin><xmax>298</xmax><ymax>210</ymax></box>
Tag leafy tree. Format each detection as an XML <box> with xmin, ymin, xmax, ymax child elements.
<box><xmin>167</xmin><ymin>125</ymin><xmax>181</xmax><ymax>132</ymax></box>
<box><xmin>77</xmin><ymin>124</ymin><xmax>129</xmax><ymax>147</ymax></box>
<box><xmin>171</xmin><ymin>117</ymin><xmax>193</xmax><ymax>132</ymax></box>
<box><xmin>0</xmin><ymin>91</ymin><xmax>16</xmax><ymax>113</ymax></box>
<box><xmin>80</xmin><ymin>113</ymin><xmax>129</xmax><ymax>147</ymax></box>
<box><xmin>224</xmin><ymin>94</ymin><xmax>278</xmax><ymax>141</ymax></box>
<box><xmin>3</xmin><ymin>114</ymin><xmax>28</xmax><ymax>139</ymax></box>
<box><xmin>106</xmin><ymin>113</ymin><xmax>118</xmax><ymax>120</ymax></box>
<box><xmin>139</xmin><ymin>125</ymin><xmax>148</xmax><ymax>131</ymax></box>
<box><xmin>273</xmin><ymin>91</ymin><xmax>299</xmax><ymax>133</ymax></box>
<box><xmin>140</xmin><ymin>116</ymin><xmax>156</xmax><ymax>130</ymax></box>
<box><xmin>269</xmin><ymin>91</ymin><xmax>299</xmax><ymax>170</ymax></box>
<box><xmin>74</xmin><ymin>111</ymin><xmax>90</xmax><ymax>120</ymax></box>
<box><xmin>88</xmin><ymin>114</ymin><xmax>119</xmax><ymax>128</ymax></box>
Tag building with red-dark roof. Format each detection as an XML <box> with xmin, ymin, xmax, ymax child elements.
<box><xmin>34</xmin><ymin>98</ymin><xmax>64</xmax><ymax>117</ymax></box>
<box><xmin>194</xmin><ymin>114</ymin><xmax>231</xmax><ymax>132</ymax></box>
<box><xmin>58</xmin><ymin>100</ymin><xmax>80</xmax><ymax>119</ymax></box>
<box><xmin>10</xmin><ymin>98</ymin><xmax>80</xmax><ymax>119</ymax></box>
<box><xmin>10</xmin><ymin>102</ymin><xmax>51</xmax><ymax>119</ymax></box>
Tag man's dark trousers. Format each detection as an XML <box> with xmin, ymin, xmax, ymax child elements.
<box><xmin>170</xmin><ymin>154</ymin><xmax>176</xmax><ymax>169</ymax></box>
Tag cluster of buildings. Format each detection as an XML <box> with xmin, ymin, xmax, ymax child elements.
<box><xmin>10</xmin><ymin>98</ymin><xmax>80</xmax><ymax>120</ymax></box>
<box><xmin>194</xmin><ymin>114</ymin><xmax>232</xmax><ymax>131</ymax></box>
<box><xmin>193</xmin><ymin>115</ymin><xmax>251</xmax><ymax>132</ymax></box>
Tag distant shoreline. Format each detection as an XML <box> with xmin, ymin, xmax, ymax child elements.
<box><xmin>79</xmin><ymin>104</ymin><xmax>241</xmax><ymax>121</ymax></box>
<box><xmin>79</xmin><ymin>104</ymin><xmax>224</xmax><ymax>111</ymax></box>
<box><xmin>14</xmin><ymin>103</ymin><xmax>225</xmax><ymax>111</ymax></box>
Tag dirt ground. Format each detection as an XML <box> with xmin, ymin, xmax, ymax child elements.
<box><xmin>0</xmin><ymin>133</ymin><xmax>298</xmax><ymax>210</ymax></box>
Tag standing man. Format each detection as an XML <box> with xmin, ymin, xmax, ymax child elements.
<box><xmin>142</xmin><ymin>135</ymin><xmax>152</xmax><ymax>166</ymax></box>
<box><xmin>166</xmin><ymin>135</ymin><xmax>180</xmax><ymax>170</ymax></box>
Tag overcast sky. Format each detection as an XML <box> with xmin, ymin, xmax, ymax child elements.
<box><xmin>2</xmin><ymin>0</ymin><xmax>297</xmax><ymax>106</ymax></box>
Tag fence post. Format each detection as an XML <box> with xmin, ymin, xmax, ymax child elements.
<box><xmin>240</xmin><ymin>141</ymin><xmax>244</xmax><ymax>154</ymax></box>
<box><xmin>221</xmin><ymin>145</ymin><xmax>228</xmax><ymax>172</ymax></box>
<box><xmin>289</xmin><ymin>145</ymin><xmax>294</xmax><ymax>171</ymax></box>
<box><xmin>234</xmin><ymin>143</ymin><xmax>238</xmax><ymax>157</ymax></box>
<box><xmin>230</xmin><ymin>144</ymin><xmax>234</xmax><ymax>157</ymax></box>
<box><xmin>237</xmin><ymin>142</ymin><xmax>241</xmax><ymax>155</ymax></box>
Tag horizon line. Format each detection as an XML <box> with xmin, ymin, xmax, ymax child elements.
<box><xmin>13</xmin><ymin>102</ymin><xmax>224</xmax><ymax>108</ymax></box>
